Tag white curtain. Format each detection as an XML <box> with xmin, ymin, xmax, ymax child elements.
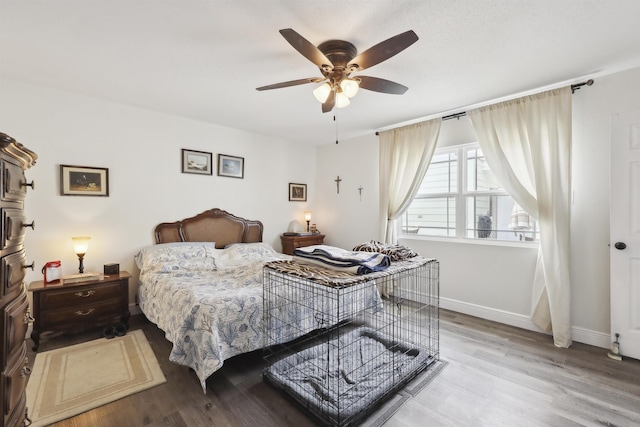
<box><xmin>379</xmin><ymin>119</ymin><xmax>442</xmax><ymax>244</ymax></box>
<box><xmin>468</xmin><ymin>86</ymin><xmax>572</xmax><ymax>347</ymax></box>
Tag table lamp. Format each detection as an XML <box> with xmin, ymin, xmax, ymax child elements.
<box><xmin>304</xmin><ymin>211</ymin><xmax>312</xmax><ymax>232</ymax></box>
<box><xmin>72</xmin><ymin>236</ymin><xmax>90</xmax><ymax>273</ymax></box>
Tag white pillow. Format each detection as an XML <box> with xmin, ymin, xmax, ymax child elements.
<box><xmin>135</xmin><ymin>242</ymin><xmax>216</xmax><ymax>269</ymax></box>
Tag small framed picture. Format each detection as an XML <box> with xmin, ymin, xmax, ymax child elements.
<box><xmin>60</xmin><ymin>165</ymin><xmax>109</xmax><ymax>196</ymax></box>
<box><xmin>217</xmin><ymin>154</ymin><xmax>244</xmax><ymax>179</ymax></box>
<box><xmin>182</xmin><ymin>149</ymin><xmax>213</xmax><ymax>175</ymax></box>
<box><xmin>289</xmin><ymin>183</ymin><xmax>307</xmax><ymax>201</ymax></box>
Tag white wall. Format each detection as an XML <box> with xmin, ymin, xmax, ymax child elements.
<box><xmin>317</xmin><ymin>66</ymin><xmax>640</xmax><ymax>348</ymax></box>
<box><xmin>314</xmin><ymin>134</ymin><xmax>380</xmax><ymax>248</ymax></box>
<box><xmin>0</xmin><ymin>79</ymin><xmax>317</xmax><ymax>306</ymax></box>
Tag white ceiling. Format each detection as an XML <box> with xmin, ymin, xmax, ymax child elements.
<box><xmin>2</xmin><ymin>1</ymin><xmax>640</xmax><ymax>145</ymax></box>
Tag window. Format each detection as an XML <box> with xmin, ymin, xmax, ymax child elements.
<box><xmin>401</xmin><ymin>143</ymin><xmax>538</xmax><ymax>242</ymax></box>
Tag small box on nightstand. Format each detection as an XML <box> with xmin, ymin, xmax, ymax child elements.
<box><xmin>104</xmin><ymin>263</ymin><xmax>120</xmax><ymax>275</ymax></box>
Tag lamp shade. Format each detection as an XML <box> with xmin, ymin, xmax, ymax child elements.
<box><xmin>340</xmin><ymin>78</ymin><xmax>359</xmax><ymax>98</ymax></box>
<box><xmin>304</xmin><ymin>211</ymin><xmax>312</xmax><ymax>221</ymax></box>
<box><xmin>313</xmin><ymin>83</ymin><xmax>332</xmax><ymax>103</ymax></box>
<box><xmin>72</xmin><ymin>236</ymin><xmax>90</xmax><ymax>255</ymax></box>
<box><xmin>335</xmin><ymin>92</ymin><xmax>350</xmax><ymax>108</ymax></box>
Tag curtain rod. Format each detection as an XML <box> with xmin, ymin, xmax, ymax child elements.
<box><xmin>376</xmin><ymin>79</ymin><xmax>594</xmax><ymax>133</ymax></box>
<box><xmin>440</xmin><ymin>79</ymin><xmax>594</xmax><ymax>121</ymax></box>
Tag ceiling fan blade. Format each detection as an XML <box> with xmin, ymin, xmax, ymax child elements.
<box><xmin>322</xmin><ymin>90</ymin><xmax>335</xmax><ymax>113</ymax></box>
<box><xmin>280</xmin><ymin>28</ymin><xmax>333</xmax><ymax>70</ymax></box>
<box><xmin>347</xmin><ymin>30</ymin><xmax>418</xmax><ymax>71</ymax></box>
<box><xmin>358</xmin><ymin>76</ymin><xmax>408</xmax><ymax>94</ymax></box>
<box><xmin>256</xmin><ymin>77</ymin><xmax>324</xmax><ymax>91</ymax></box>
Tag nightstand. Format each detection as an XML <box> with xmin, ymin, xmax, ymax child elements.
<box><xmin>28</xmin><ymin>272</ymin><xmax>131</xmax><ymax>351</ymax></box>
<box><xmin>280</xmin><ymin>234</ymin><xmax>325</xmax><ymax>255</ymax></box>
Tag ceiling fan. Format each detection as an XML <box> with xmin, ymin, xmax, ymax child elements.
<box><xmin>256</xmin><ymin>29</ymin><xmax>419</xmax><ymax>113</ymax></box>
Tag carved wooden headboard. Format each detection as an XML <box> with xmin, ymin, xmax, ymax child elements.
<box><xmin>154</xmin><ymin>208</ymin><xmax>263</xmax><ymax>249</ymax></box>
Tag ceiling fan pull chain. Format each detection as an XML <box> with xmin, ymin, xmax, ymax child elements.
<box><xmin>334</xmin><ymin>111</ymin><xmax>339</xmax><ymax>144</ymax></box>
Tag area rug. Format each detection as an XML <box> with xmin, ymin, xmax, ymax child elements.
<box><xmin>26</xmin><ymin>329</ymin><xmax>166</xmax><ymax>427</ymax></box>
<box><xmin>361</xmin><ymin>359</ymin><xmax>448</xmax><ymax>427</ymax></box>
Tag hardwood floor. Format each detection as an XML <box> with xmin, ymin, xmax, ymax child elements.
<box><xmin>26</xmin><ymin>310</ymin><xmax>640</xmax><ymax>426</ymax></box>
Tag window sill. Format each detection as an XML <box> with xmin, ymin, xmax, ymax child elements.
<box><xmin>398</xmin><ymin>234</ymin><xmax>540</xmax><ymax>249</ymax></box>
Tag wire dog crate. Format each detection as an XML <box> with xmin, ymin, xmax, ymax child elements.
<box><xmin>263</xmin><ymin>257</ymin><xmax>439</xmax><ymax>427</ymax></box>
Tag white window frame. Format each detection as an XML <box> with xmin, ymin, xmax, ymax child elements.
<box><xmin>400</xmin><ymin>142</ymin><xmax>538</xmax><ymax>246</ymax></box>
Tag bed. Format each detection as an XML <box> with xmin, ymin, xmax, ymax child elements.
<box><xmin>136</xmin><ymin>209</ymin><xmax>283</xmax><ymax>391</ymax></box>
<box><xmin>136</xmin><ymin>209</ymin><xmax>384</xmax><ymax>392</ymax></box>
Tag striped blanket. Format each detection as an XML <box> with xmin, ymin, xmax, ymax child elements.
<box><xmin>352</xmin><ymin>240</ymin><xmax>418</xmax><ymax>261</ymax></box>
<box><xmin>293</xmin><ymin>245</ymin><xmax>391</xmax><ymax>275</ymax></box>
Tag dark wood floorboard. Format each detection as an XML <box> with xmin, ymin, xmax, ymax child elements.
<box><xmin>26</xmin><ymin>310</ymin><xmax>640</xmax><ymax>426</ymax></box>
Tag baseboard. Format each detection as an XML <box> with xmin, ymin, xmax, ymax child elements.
<box><xmin>571</xmin><ymin>325</ymin><xmax>611</xmax><ymax>350</ymax></box>
<box><xmin>440</xmin><ymin>297</ymin><xmax>610</xmax><ymax>349</ymax></box>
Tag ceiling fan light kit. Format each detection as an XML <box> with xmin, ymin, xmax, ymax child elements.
<box><xmin>339</xmin><ymin>78</ymin><xmax>359</xmax><ymax>98</ymax></box>
<box><xmin>335</xmin><ymin>91</ymin><xmax>350</xmax><ymax>108</ymax></box>
<box><xmin>257</xmin><ymin>28</ymin><xmax>418</xmax><ymax>113</ymax></box>
<box><xmin>313</xmin><ymin>82</ymin><xmax>332</xmax><ymax>103</ymax></box>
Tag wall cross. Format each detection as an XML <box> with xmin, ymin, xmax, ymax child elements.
<box><xmin>335</xmin><ymin>176</ymin><xmax>342</xmax><ymax>194</ymax></box>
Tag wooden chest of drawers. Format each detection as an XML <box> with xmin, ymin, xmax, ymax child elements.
<box><xmin>28</xmin><ymin>272</ymin><xmax>131</xmax><ymax>351</ymax></box>
<box><xmin>0</xmin><ymin>133</ymin><xmax>37</xmax><ymax>427</ymax></box>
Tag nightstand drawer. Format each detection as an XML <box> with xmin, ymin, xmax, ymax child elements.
<box><xmin>38</xmin><ymin>281</ymin><xmax>124</xmax><ymax>310</ymax></box>
<box><xmin>280</xmin><ymin>234</ymin><xmax>325</xmax><ymax>255</ymax></box>
<box><xmin>39</xmin><ymin>298</ymin><xmax>125</xmax><ymax>327</ymax></box>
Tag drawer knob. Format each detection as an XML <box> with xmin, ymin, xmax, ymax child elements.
<box><xmin>75</xmin><ymin>308</ymin><xmax>95</xmax><ymax>316</ymax></box>
<box><xmin>23</xmin><ymin>262</ymin><xmax>35</xmax><ymax>271</ymax></box>
<box><xmin>22</xmin><ymin>180</ymin><xmax>35</xmax><ymax>190</ymax></box>
<box><xmin>75</xmin><ymin>290</ymin><xmax>95</xmax><ymax>298</ymax></box>
<box><xmin>22</xmin><ymin>220</ymin><xmax>35</xmax><ymax>230</ymax></box>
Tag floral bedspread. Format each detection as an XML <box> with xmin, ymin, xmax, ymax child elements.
<box><xmin>136</xmin><ymin>242</ymin><xmax>291</xmax><ymax>392</ymax></box>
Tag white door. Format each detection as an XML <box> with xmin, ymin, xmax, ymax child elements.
<box><xmin>610</xmin><ymin>109</ymin><xmax>640</xmax><ymax>360</ymax></box>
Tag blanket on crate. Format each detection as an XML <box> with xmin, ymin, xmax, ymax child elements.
<box><xmin>352</xmin><ymin>240</ymin><xmax>419</xmax><ymax>261</ymax></box>
<box><xmin>293</xmin><ymin>244</ymin><xmax>391</xmax><ymax>275</ymax></box>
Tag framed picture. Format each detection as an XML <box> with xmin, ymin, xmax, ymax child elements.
<box><xmin>217</xmin><ymin>154</ymin><xmax>244</xmax><ymax>179</ymax></box>
<box><xmin>60</xmin><ymin>165</ymin><xmax>109</xmax><ymax>196</ymax></box>
<box><xmin>289</xmin><ymin>183</ymin><xmax>307</xmax><ymax>201</ymax></box>
<box><xmin>182</xmin><ymin>149</ymin><xmax>213</xmax><ymax>175</ymax></box>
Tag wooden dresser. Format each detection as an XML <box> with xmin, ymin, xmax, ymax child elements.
<box><xmin>0</xmin><ymin>133</ymin><xmax>37</xmax><ymax>427</ymax></box>
<box><xmin>28</xmin><ymin>272</ymin><xmax>131</xmax><ymax>351</ymax></box>
<box><xmin>280</xmin><ymin>233</ymin><xmax>325</xmax><ymax>255</ymax></box>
